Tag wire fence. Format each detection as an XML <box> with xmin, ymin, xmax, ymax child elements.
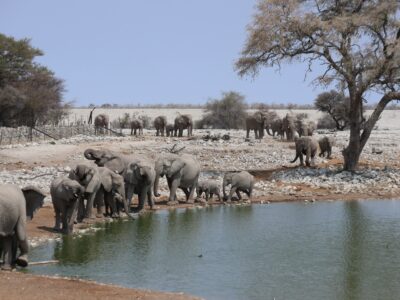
<box><xmin>0</xmin><ymin>125</ymin><xmax>123</xmax><ymax>146</ymax></box>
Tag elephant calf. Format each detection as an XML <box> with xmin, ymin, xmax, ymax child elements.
<box><xmin>291</xmin><ymin>136</ymin><xmax>319</xmax><ymax>167</ymax></box>
<box><xmin>319</xmin><ymin>136</ymin><xmax>334</xmax><ymax>159</ymax></box>
<box><xmin>0</xmin><ymin>184</ymin><xmax>45</xmax><ymax>270</ymax></box>
<box><xmin>196</xmin><ymin>180</ymin><xmax>222</xmax><ymax>202</ymax></box>
<box><xmin>223</xmin><ymin>171</ymin><xmax>254</xmax><ymax>202</ymax></box>
<box><xmin>51</xmin><ymin>177</ymin><xmax>85</xmax><ymax>234</ymax></box>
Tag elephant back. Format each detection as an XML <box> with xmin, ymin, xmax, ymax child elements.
<box><xmin>0</xmin><ymin>184</ymin><xmax>25</xmax><ymax>236</ymax></box>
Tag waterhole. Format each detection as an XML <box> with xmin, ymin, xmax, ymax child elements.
<box><xmin>29</xmin><ymin>201</ymin><xmax>400</xmax><ymax>299</ymax></box>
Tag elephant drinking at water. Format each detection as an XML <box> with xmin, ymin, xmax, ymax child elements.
<box><xmin>154</xmin><ymin>153</ymin><xmax>200</xmax><ymax>205</ymax></box>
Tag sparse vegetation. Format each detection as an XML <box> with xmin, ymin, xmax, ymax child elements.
<box><xmin>197</xmin><ymin>91</ymin><xmax>248</xmax><ymax>129</ymax></box>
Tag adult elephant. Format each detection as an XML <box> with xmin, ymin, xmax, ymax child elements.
<box><xmin>174</xmin><ymin>114</ymin><xmax>193</xmax><ymax>137</ymax></box>
<box><xmin>130</xmin><ymin>119</ymin><xmax>143</xmax><ymax>136</ymax></box>
<box><xmin>246</xmin><ymin>111</ymin><xmax>267</xmax><ymax>139</ymax></box>
<box><xmin>69</xmin><ymin>164</ymin><xmax>102</xmax><ymax>220</ymax></box>
<box><xmin>222</xmin><ymin>171</ymin><xmax>254</xmax><ymax>202</ymax></box>
<box><xmin>124</xmin><ymin>158</ymin><xmax>155</xmax><ymax>212</ymax></box>
<box><xmin>84</xmin><ymin>148</ymin><xmax>131</xmax><ymax>174</ymax></box>
<box><xmin>291</xmin><ymin>136</ymin><xmax>319</xmax><ymax>167</ymax></box>
<box><xmin>0</xmin><ymin>185</ymin><xmax>45</xmax><ymax>270</ymax></box>
<box><xmin>282</xmin><ymin>113</ymin><xmax>298</xmax><ymax>141</ymax></box>
<box><xmin>97</xmin><ymin>167</ymin><xmax>131</xmax><ymax>218</ymax></box>
<box><xmin>94</xmin><ymin>114</ymin><xmax>109</xmax><ymax>135</ymax></box>
<box><xmin>154</xmin><ymin>153</ymin><xmax>200</xmax><ymax>205</ymax></box>
<box><xmin>266</xmin><ymin>118</ymin><xmax>284</xmax><ymax>138</ymax></box>
<box><xmin>153</xmin><ymin>116</ymin><xmax>167</xmax><ymax>136</ymax></box>
<box><xmin>51</xmin><ymin>177</ymin><xmax>85</xmax><ymax>234</ymax></box>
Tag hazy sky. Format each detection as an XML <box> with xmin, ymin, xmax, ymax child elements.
<box><xmin>1</xmin><ymin>0</ymin><xmax>328</xmax><ymax>106</ymax></box>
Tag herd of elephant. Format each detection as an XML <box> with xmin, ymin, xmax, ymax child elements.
<box><xmin>0</xmin><ymin>111</ymin><xmax>335</xmax><ymax>270</ymax></box>
<box><xmin>0</xmin><ymin>149</ymin><xmax>255</xmax><ymax>270</ymax></box>
<box><xmin>94</xmin><ymin>113</ymin><xmax>194</xmax><ymax>137</ymax></box>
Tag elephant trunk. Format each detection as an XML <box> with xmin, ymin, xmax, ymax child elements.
<box><xmin>266</xmin><ymin>126</ymin><xmax>273</xmax><ymax>136</ymax></box>
<box><xmin>222</xmin><ymin>177</ymin><xmax>228</xmax><ymax>198</ymax></box>
<box><xmin>68</xmin><ymin>198</ymin><xmax>80</xmax><ymax>233</ymax></box>
<box><xmin>84</xmin><ymin>149</ymin><xmax>95</xmax><ymax>160</ymax></box>
<box><xmin>154</xmin><ymin>172</ymin><xmax>161</xmax><ymax>197</ymax></box>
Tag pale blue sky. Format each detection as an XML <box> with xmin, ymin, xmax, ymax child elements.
<box><xmin>1</xmin><ymin>0</ymin><xmax>328</xmax><ymax>106</ymax></box>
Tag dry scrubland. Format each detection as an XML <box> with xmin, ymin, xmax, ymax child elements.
<box><xmin>1</xmin><ymin>109</ymin><xmax>400</xmax><ymax>299</ymax></box>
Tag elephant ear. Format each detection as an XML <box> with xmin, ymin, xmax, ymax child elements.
<box><xmin>100</xmin><ymin>171</ymin><xmax>113</xmax><ymax>193</ymax></box>
<box><xmin>85</xmin><ymin>168</ymin><xmax>99</xmax><ymax>193</ymax></box>
<box><xmin>167</xmin><ymin>159</ymin><xmax>185</xmax><ymax>177</ymax></box>
<box><xmin>105</xmin><ymin>157</ymin><xmax>125</xmax><ymax>174</ymax></box>
<box><xmin>22</xmin><ymin>186</ymin><xmax>45</xmax><ymax>220</ymax></box>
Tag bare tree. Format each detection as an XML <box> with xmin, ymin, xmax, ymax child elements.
<box><xmin>236</xmin><ymin>0</ymin><xmax>400</xmax><ymax>171</ymax></box>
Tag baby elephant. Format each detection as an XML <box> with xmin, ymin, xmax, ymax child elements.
<box><xmin>222</xmin><ymin>171</ymin><xmax>254</xmax><ymax>202</ymax></box>
<box><xmin>196</xmin><ymin>180</ymin><xmax>222</xmax><ymax>202</ymax></box>
<box><xmin>51</xmin><ymin>177</ymin><xmax>85</xmax><ymax>234</ymax></box>
<box><xmin>319</xmin><ymin>136</ymin><xmax>334</xmax><ymax>159</ymax></box>
<box><xmin>291</xmin><ymin>136</ymin><xmax>318</xmax><ymax>167</ymax></box>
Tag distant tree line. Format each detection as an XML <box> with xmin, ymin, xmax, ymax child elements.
<box><xmin>0</xmin><ymin>33</ymin><xmax>68</xmax><ymax>130</ymax></box>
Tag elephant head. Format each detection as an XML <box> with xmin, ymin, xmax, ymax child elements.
<box><xmin>99</xmin><ymin>168</ymin><xmax>132</xmax><ymax>218</ymax></box>
<box><xmin>154</xmin><ymin>154</ymin><xmax>185</xmax><ymax>197</ymax></box>
<box><xmin>84</xmin><ymin>148</ymin><xmax>126</xmax><ymax>174</ymax></box>
<box><xmin>21</xmin><ymin>186</ymin><xmax>46</xmax><ymax>221</ymax></box>
<box><xmin>222</xmin><ymin>172</ymin><xmax>234</xmax><ymax>199</ymax></box>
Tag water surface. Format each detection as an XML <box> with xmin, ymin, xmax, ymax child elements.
<box><xmin>30</xmin><ymin>201</ymin><xmax>400</xmax><ymax>299</ymax></box>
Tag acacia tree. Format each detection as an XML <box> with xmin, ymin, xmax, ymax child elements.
<box><xmin>199</xmin><ymin>91</ymin><xmax>248</xmax><ymax>129</ymax></box>
<box><xmin>314</xmin><ymin>90</ymin><xmax>350</xmax><ymax>130</ymax></box>
<box><xmin>236</xmin><ymin>0</ymin><xmax>400</xmax><ymax>171</ymax></box>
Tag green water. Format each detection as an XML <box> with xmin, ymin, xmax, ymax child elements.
<box><xmin>29</xmin><ymin>201</ymin><xmax>400</xmax><ymax>300</ymax></box>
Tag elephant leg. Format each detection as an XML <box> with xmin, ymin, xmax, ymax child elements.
<box><xmin>179</xmin><ymin>129</ymin><xmax>183</xmax><ymax>137</ymax></box>
<box><xmin>306</xmin><ymin>149</ymin><xmax>311</xmax><ymax>167</ymax></box>
<box><xmin>147</xmin><ymin>186</ymin><xmax>154</xmax><ymax>209</ymax></box>
<box><xmin>85</xmin><ymin>192</ymin><xmax>96</xmax><ymax>219</ymax></box>
<box><xmin>54</xmin><ymin>206</ymin><xmax>61</xmax><ymax>232</ymax></box>
<box><xmin>77</xmin><ymin>198</ymin><xmax>85</xmax><ymax>222</ymax></box>
<box><xmin>246</xmin><ymin>129</ymin><xmax>250</xmax><ymax>138</ymax></box>
<box><xmin>1</xmin><ymin>236</ymin><xmax>13</xmax><ymax>270</ymax></box>
<box><xmin>94</xmin><ymin>190</ymin><xmax>104</xmax><ymax>217</ymax></box>
<box><xmin>227</xmin><ymin>187</ymin><xmax>237</xmax><ymax>202</ymax></box>
<box><xmin>131</xmin><ymin>128</ymin><xmax>133</xmax><ymax>135</ymax></box>
<box><xmin>205</xmin><ymin>192</ymin><xmax>210</xmax><ymax>202</ymax></box>
<box><xmin>299</xmin><ymin>153</ymin><xmax>304</xmax><ymax>166</ymax></box>
<box><xmin>168</xmin><ymin>178</ymin><xmax>180</xmax><ymax>204</ymax></box>
<box><xmin>236</xmin><ymin>189</ymin><xmax>242</xmax><ymax>200</ymax></box>
<box><xmin>15</xmin><ymin>220</ymin><xmax>29</xmax><ymax>267</ymax></box>
<box><xmin>137</xmin><ymin>188</ymin><xmax>146</xmax><ymax>211</ymax></box>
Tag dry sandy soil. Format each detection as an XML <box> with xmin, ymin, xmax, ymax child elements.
<box><xmin>1</xmin><ymin>121</ymin><xmax>400</xmax><ymax>299</ymax></box>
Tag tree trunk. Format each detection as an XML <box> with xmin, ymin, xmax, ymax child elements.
<box><xmin>342</xmin><ymin>95</ymin><xmax>362</xmax><ymax>171</ymax></box>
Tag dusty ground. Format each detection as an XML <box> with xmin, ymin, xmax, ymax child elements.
<box><xmin>1</xmin><ymin>126</ymin><xmax>400</xmax><ymax>299</ymax></box>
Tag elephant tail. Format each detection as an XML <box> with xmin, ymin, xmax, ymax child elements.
<box><xmin>290</xmin><ymin>153</ymin><xmax>299</xmax><ymax>163</ymax></box>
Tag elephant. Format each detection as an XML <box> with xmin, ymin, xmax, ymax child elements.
<box><xmin>174</xmin><ymin>114</ymin><xmax>193</xmax><ymax>137</ymax></box>
<box><xmin>291</xmin><ymin>136</ymin><xmax>319</xmax><ymax>167</ymax></box>
<box><xmin>130</xmin><ymin>119</ymin><xmax>144</xmax><ymax>136</ymax></box>
<box><xmin>97</xmin><ymin>167</ymin><xmax>131</xmax><ymax>218</ymax></box>
<box><xmin>0</xmin><ymin>184</ymin><xmax>45</xmax><ymax>270</ymax></box>
<box><xmin>319</xmin><ymin>136</ymin><xmax>335</xmax><ymax>159</ymax></box>
<box><xmin>246</xmin><ymin>111</ymin><xmax>267</xmax><ymax>139</ymax></box>
<box><xmin>222</xmin><ymin>171</ymin><xmax>254</xmax><ymax>202</ymax></box>
<box><xmin>154</xmin><ymin>153</ymin><xmax>200</xmax><ymax>205</ymax></box>
<box><xmin>153</xmin><ymin>116</ymin><xmax>167</xmax><ymax>136</ymax></box>
<box><xmin>196</xmin><ymin>180</ymin><xmax>222</xmax><ymax>202</ymax></box>
<box><xmin>124</xmin><ymin>158</ymin><xmax>155</xmax><ymax>212</ymax></box>
<box><xmin>94</xmin><ymin>114</ymin><xmax>109</xmax><ymax>135</ymax></box>
<box><xmin>69</xmin><ymin>164</ymin><xmax>102</xmax><ymax>220</ymax></box>
<box><xmin>296</xmin><ymin>119</ymin><xmax>316</xmax><ymax>137</ymax></box>
<box><xmin>84</xmin><ymin>148</ymin><xmax>132</xmax><ymax>175</ymax></box>
<box><xmin>166</xmin><ymin>124</ymin><xmax>175</xmax><ymax>137</ymax></box>
<box><xmin>266</xmin><ymin>118</ymin><xmax>284</xmax><ymax>138</ymax></box>
<box><xmin>282</xmin><ymin>113</ymin><xmax>298</xmax><ymax>141</ymax></box>
<box><xmin>51</xmin><ymin>177</ymin><xmax>85</xmax><ymax>234</ymax></box>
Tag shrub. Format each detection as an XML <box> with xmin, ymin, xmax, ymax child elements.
<box><xmin>317</xmin><ymin>114</ymin><xmax>337</xmax><ymax>130</ymax></box>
